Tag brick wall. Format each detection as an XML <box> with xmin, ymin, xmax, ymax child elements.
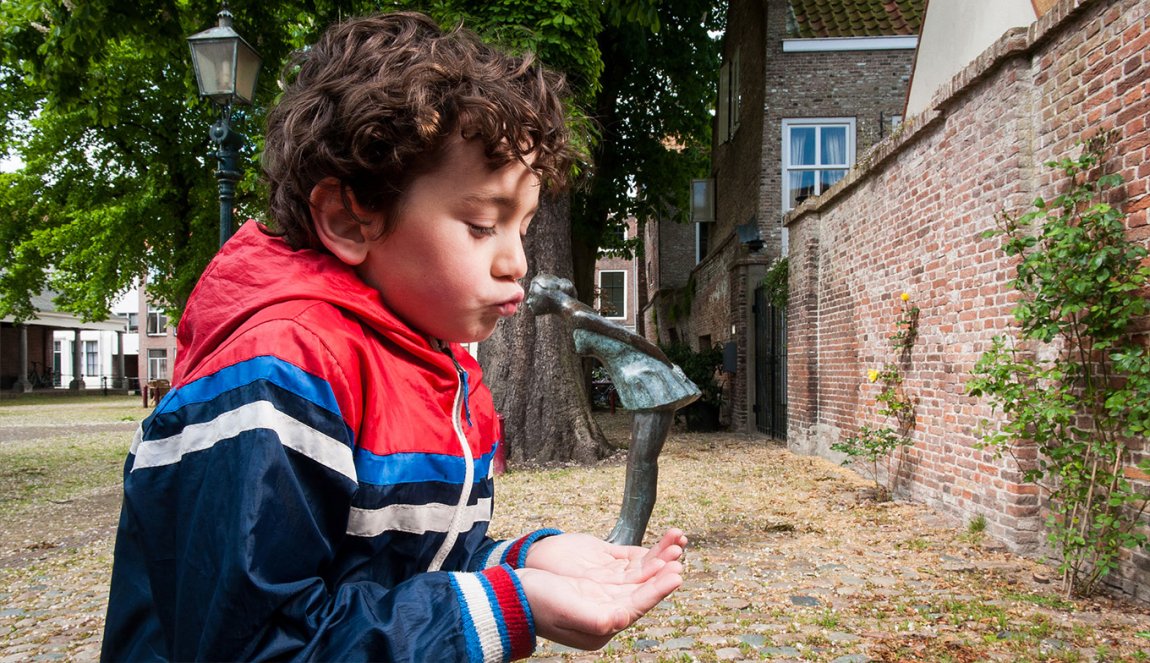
<box><xmin>643</xmin><ymin>209</ymin><xmax>702</xmax><ymax>345</ymax></box>
<box><xmin>689</xmin><ymin>235</ymin><xmax>738</xmax><ymax>350</ymax></box>
<box><xmin>787</xmin><ymin>0</ymin><xmax>1150</xmax><ymax>601</ymax></box>
<box><xmin>759</xmin><ymin>8</ymin><xmax>915</xmax><ymax>237</ymax></box>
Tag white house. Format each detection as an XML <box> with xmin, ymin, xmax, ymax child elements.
<box><xmin>51</xmin><ymin>285</ymin><xmax>139</xmax><ymax>390</ymax></box>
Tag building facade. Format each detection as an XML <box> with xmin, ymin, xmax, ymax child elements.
<box><xmin>0</xmin><ymin>290</ymin><xmax>132</xmax><ymax>393</ymax></box>
<box><xmin>593</xmin><ymin>217</ymin><xmax>642</xmax><ymax>332</ymax></box>
<box><xmin>646</xmin><ymin>0</ymin><xmax>921</xmax><ymax>434</ymax></box>
<box><xmin>137</xmin><ymin>275</ymin><xmax>179</xmax><ymax>390</ymax></box>
<box><xmin>52</xmin><ymin>286</ymin><xmax>139</xmax><ymax>391</ymax></box>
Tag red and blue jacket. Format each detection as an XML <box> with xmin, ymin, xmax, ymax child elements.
<box><xmin>102</xmin><ymin>221</ymin><xmax>555</xmax><ymax>661</ymax></box>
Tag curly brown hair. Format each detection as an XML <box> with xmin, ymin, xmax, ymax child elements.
<box><xmin>262</xmin><ymin>11</ymin><xmax>578</xmax><ymax>250</ymax></box>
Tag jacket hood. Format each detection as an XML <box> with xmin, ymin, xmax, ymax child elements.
<box><xmin>174</xmin><ymin>220</ymin><xmax>444</xmax><ymax>384</ymax></box>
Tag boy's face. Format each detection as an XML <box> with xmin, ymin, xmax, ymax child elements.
<box><xmin>358</xmin><ymin>136</ymin><xmax>538</xmax><ymax>343</ymax></box>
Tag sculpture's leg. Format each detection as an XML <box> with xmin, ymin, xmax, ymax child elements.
<box><xmin>607</xmin><ymin>409</ymin><xmax>675</xmax><ymax>546</ymax></box>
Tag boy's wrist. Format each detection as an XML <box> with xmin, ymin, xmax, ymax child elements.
<box><xmin>483</xmin><ymin>528</ymin><xmax>563</xmax><ymax>569</ymax></box>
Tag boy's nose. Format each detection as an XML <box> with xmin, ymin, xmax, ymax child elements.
<box><xmin>494</xmin><ymin>234</ymin><xmax>528</xmax><ymax>281</ymax></box>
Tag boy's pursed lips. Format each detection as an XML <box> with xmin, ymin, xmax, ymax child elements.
<box><xmin>497</xmin><ymin>291</ymin><xmax>525</xmax><ymax>316</ymax></box>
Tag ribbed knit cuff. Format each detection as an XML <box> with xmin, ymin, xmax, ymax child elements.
<box><xmin>506</xmin><ymin>528</ymin><xmax>564</xmax><ymax>569</ymax></box>
<box><xmin>478</xmin><ymin>528</ymin><xmax>563</xmax><ymax>570</ymax></box>
<box><xmin>449</xmin><ymin>564</ymin><xmax>536</xmax><ymax>662</ymax></box>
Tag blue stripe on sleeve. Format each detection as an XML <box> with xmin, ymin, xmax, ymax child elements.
<box><xmin>157</xmin><ymin>356</ymin><xmax>341</xmax><ymax>417</ymax></box>
<box><xmin>353</xmin><ymin>445</ymin><xmax>496</xmax><ymax>487</ymax></box>
<box><xmin>143</xmin><ymin>356</ymin><xmax>352</xmax><ymax>445</ymax></box>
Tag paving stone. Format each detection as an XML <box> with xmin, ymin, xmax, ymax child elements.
<box><xmin>826</xmin><ymin>631</ymin><xmax>860</xmax><ymax>643</ymax></box>
<box><xmin>738</xmin><ymin>634</ymin><xmax>768</xmax><ymax>648</ymax></box>
<box><xmin>658</xmin><ymin>637</ymin><xmax>696</xmax><ymax>650</ymax></box>
<box><xmin>4</xmin><ymin>414</ymin><xmax>1150</xmax><ymax>663</ymax></box>
<box><xmin>1040</xmin><ymin>638</ymin><xmax>1067</xmax><ymax>652</ymax></box>
<box><xmin>790</xmin><ymin>595</ymin><xmax>821</xmax><ymax>607</ymax></box>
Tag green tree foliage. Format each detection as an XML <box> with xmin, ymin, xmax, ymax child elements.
<box><xmin>0</xmin><ymin>0</ymin><xmax>719</xmax><ymax>323</ymax></box>
<box><xmin>571</xmin><ymin>0</ymin><xmax>721</xmax><ymax>301</ymax></box>
<box><xmin>0</xmin><ymin>0</ymin><xmax>303</xmax><ymax>319</ymax></box>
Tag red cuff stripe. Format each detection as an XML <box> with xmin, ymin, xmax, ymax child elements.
<box><xmin>483</xmin><ymin>566</ymin><xmax>534</xmax><ymax>660</ymax></box>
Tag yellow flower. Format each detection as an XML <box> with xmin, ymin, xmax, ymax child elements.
<box><xmin>867</xmin><ymin>369</ymin><xmax>880</xmax><ymax>383</ymax></box>
<box><xmin>900</xmin><ymin>292</ymin><xmax>910</xmax><ymax>302</ymax></box>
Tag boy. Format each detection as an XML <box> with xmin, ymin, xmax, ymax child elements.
<box><xmin>101</xmin><ymin>11</ymin><xmax>686</xmax><ymax>662</ymax></box>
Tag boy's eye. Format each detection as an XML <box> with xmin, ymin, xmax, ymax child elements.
<box><xmin>468</xmin><ymin>223</ymin><xmax>497</xmax><ymax>237</ymax></box>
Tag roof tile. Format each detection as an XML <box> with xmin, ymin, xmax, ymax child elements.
<box><xmin>788</xmin><ymin>0</ymin><xmax>924</xmax><ymax>38</ymax></box>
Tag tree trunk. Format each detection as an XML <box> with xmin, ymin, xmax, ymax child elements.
<box><xmin>478</xmin><ymin>192</ymin><xmax>611</xmax><ymax>465</ymax></box>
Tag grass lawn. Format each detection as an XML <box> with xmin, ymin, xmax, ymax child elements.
<box><xmin>0</xmin><ymin>395</ymin><xmax>144</xmax><ymax>514</ymax></box>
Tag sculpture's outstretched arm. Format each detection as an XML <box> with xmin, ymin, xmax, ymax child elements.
<box><xmin>527</xmin><ymin>274</ymin><xmax>670</xmax><ymax>365</ymax></box>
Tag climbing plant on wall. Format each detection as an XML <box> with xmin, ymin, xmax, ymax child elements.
<box><xmin>968</xmin><ymin>130</ymin><xmax>1150</xmax><ymax>598</ymax></box>
<box><xmin>833</xmin><ymin>291</ymin><xmax>919</xmax><ymax>501</ymax></box>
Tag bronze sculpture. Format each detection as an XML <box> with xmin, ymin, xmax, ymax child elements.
<box><xmin>526</xmin><ymin>273</ymin><xmax>700</xmax><ymax>545</ymax></box>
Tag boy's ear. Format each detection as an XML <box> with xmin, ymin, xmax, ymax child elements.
<box><xmin>309</xmin><ymin>177</ymin><xmax>376</xmax><ymax>266</ymax></box>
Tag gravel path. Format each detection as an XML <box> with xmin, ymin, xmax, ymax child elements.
<box><xmin>2</xmin><ymin>408</ymin><xmax>1148</xmax><ymax>662</ymax></box>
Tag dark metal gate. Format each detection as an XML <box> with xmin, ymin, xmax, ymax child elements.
<box><xmin>754</xmin><ymin>286</ymin><xmax>787</xmax><ymax>439</ymax></box>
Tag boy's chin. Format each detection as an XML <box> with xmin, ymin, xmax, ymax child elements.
<box><xmin>447</xmin><ymin>325</ymin><xmax>498</xmax><ymax>346</ymax></box>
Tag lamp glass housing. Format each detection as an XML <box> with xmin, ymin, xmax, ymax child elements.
<box><xmin>188</xmin><ymin>24</ymin><xmax>261</xmax><ymax>105</ymax></box>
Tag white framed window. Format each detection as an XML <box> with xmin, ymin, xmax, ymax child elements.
<box><xmin>83</xmin><ymin>340</ymin><xmax>99</xmax><ymax>377</ymax></box>
<box><xmin>717</xmin><ymin>49</ymin><xmax>741</xmax><ymax>143</ymax></box>
<box><xmin>597</xmin><ymin>270</ymin><xmax>627</xmax><ymax>320</ymax></box>
<box><xmin>148</xmin><ymin>349</ymin><xmax>168</xmax><ymax>381</ymax></box>
<box><xmin>146</xmin><ymin>305</ymin><xmax>167</xmax><ymax>336</ymax></box>
<box><xmin>126</xmin><ymin>311</ymin><xmax>139</xmax><ymax>333</ymax></box>
<box><xmin>782</xmin><ymin>118</ymin><xmax>855</xmax><ymax>211</ymax></box>
<box><xmin>690</xmin><ymin>179</ymin><xmax>715</xmax><ymax>223</ymax></box>
<box><xmin>53</xmin><ymin>340</ymin><xmax>62</xmax><ymax>386</ymax></box>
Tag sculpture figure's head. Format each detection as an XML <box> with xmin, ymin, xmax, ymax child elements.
<box><xmin>526</xmin><ymin>273</ymin><xmax>577</xmax><ymax>316</ymax></box>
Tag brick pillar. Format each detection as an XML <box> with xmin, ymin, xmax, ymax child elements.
<box><xmin>786</xmin><ymin>232</ymin><xmax>820</xmax><ymax>454</ymax></box>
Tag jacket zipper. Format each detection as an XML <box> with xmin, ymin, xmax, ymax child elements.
<box><xmin>426</xmin><ymin>349</ymin><xmax>474</xmax><ymax>572</ymax></box>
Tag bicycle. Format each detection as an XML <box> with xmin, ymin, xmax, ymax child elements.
<box><xmin>27</xmin><ymin>362</ymin><xmax>54</xmax><ymax>389</ymax></box>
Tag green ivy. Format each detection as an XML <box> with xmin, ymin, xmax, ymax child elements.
<box><xmin>761</xmin><ymin>257</ymin><xmax>788</xmax><ymax>309</ymax></box>
<box><xmin>968</xmin><ymin>131</ymin><xmax>1150</xmax><ymax>598</ymax></box>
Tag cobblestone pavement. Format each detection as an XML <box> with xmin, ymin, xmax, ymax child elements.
<box><xmin>2</xmin><ymin>409</ymin><xmax>1149</xmax><ymax>661</ymax></box>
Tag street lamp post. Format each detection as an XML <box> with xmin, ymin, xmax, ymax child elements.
<box><xmin>187</xmin><ymin>4</ymin><xmax>261</xmax><ymax>247</ymax></box>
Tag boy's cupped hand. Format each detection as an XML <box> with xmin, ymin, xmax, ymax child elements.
<box><xmin>516</xmin><ymin>528</ymin><xmax>687</xmax><ymax>651</ymax></box>
<box><xmin>524</xmin><ymin>528</ymin><xmax>687</xmax><ymax>584</ymax></box>
<box><xmin>516</xmin><ymin>558</ymin><xmax>683</xmax><ymax>651</ymax></box>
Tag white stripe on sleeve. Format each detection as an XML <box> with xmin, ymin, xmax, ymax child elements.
<box><xmin>131</xmin><ymin>400</ymin><xmax>356</xmax><ymax>482</ymax></box>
